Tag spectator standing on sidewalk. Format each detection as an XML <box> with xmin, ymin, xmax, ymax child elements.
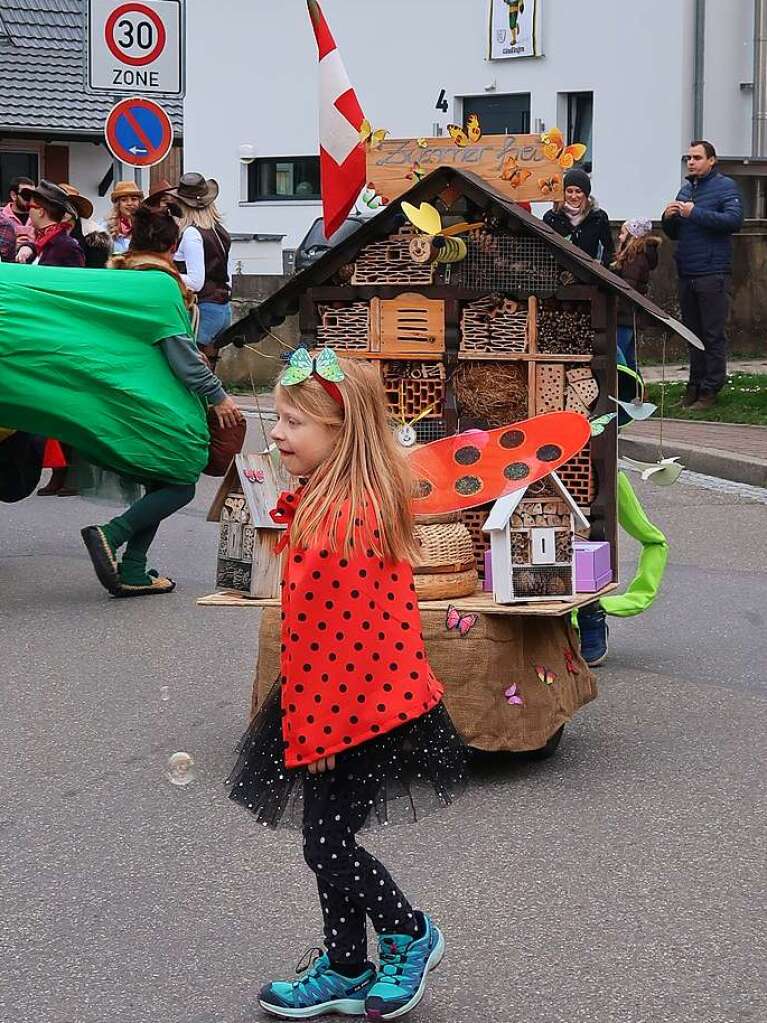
<box><xmin>543</xmin><ymin>168</ymin><xmax>615</xmax><ymax>267</ymax></box>
<box><xmin>662</xmin><ymin>141</ymin><xmax>743</xmax><ymax>411</ymax></box>
<box><xmin>169</xmin><ymin>173</ymin><xmax>232</xmax><ymax>365</ymax></box>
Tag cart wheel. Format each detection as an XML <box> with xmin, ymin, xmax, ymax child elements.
<box><xmin>524</xmin><ymin>724</ymin><xmax>565</xmax><ymax>761</ymax></box>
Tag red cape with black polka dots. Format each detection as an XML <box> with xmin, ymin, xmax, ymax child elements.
<box><xmin>271</xmin><ymin>490</ymin><xmax>444</xmax><ymax>769</ymax></box>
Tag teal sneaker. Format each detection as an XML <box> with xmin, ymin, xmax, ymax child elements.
<box><xmin>364</xmin><ymin>913</ymin><xmax>444</xmax><ymax>1020</ymax></box>
<box><xmin>259</xmin><ymin>948</ymin><xmax>377</xmax><ymax>1019</ymax></box>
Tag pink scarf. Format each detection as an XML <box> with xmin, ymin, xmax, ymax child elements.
<box><xmin>563</xmin><ymin>202</ymin><xmax>589</xmax><ymax>228</ymax></box>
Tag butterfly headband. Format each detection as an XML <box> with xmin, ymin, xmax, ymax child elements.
<box><xmin>281</xmin><ymin>347</ymin><xmax>345</xmax><ymax>407</ymax></box>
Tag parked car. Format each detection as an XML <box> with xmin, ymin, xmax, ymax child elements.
<box><xmin>294</xmin><ymin>215</ymin><xmax>367</xmax><ymax>271</ymax></box>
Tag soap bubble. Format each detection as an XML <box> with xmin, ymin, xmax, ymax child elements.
<box><xmin>167</xmin><ymin>752</ymin><xmax>196</xmax><ymax>787</ymax></box>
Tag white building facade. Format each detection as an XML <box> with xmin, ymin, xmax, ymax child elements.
<box><xmin>184</xmin><ymin>0</ymin><xmax>761</xmax><ymax>276</ymax></box>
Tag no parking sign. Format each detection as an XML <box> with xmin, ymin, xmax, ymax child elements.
<box><xmin>104</xmin><ymin>97</ymin><xmax>174</xmax><ymax>167</ymax></box>
<box><xmin>88</xmin><ymin>0</ymin><xmax>184</xmax><ymax>95</ymax></box>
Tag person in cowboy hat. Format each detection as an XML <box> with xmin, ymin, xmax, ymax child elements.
<box><xmin>168</xmin><ymin>172</ymin><xmax>232</xmax><ymax>363</ymax></box>
<box><xmin>144</xmin><ymin>177</ymin><xmax>176</xmax><ymax>211</ymax></box>
<box><xmin>16</xmin><ymin>181</ymin><xmax>84</xmax><ymax>268</ymax></box>
<box><xmin>107</xmin><ymin>180</ymin><xmax>144</xmax><ymax>254</ymax></box>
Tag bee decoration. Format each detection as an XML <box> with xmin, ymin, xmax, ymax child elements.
<box><xmin>401</xmin><ymin>201</ymin><xmax>484</xmax><ymax>266</ymax></box>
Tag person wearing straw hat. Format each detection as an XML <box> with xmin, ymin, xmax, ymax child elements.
<box><xmin>168</xmin><ymin>172</ymin><xmax>232</xmax><ymax>362</ymax></box>
<box><xmin>107</xmin><ymin>180</ymin><xmax>144</xmax><ymax>254</ymax></box>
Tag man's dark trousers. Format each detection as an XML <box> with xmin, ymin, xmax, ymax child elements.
<box><xmin>678</xmin><ymin>274</ymin><xmax>730</xmax><ymax>396</ymax></box>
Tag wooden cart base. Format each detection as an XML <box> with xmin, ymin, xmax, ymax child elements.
<box><xmin>248</xmin><ymin>607</ymin><xmax>597</xmax><ymax>754</ymax></box>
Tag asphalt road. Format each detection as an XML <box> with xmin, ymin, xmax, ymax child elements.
<box><xmin>1</xmin><ymin>472</ymin><xmax>766</xmax><ymax>1023</ymax></box>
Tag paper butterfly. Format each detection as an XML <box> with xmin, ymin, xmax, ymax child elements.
<box><xmin>589</xmin><ymin>413</ymin><xmax>617</xmax><ymax>437</ymax></box>
<box><xmin>406</xmin><ymin>161</ymin><xmax>426</xmax><ymax>183</ymax></box>
<box><xmin>359</xmin><ymin>119</ymin><xmax>389</xmax><ymax>149</ymax></box>
<box><xmin>535</xmin><ymin>665</ymin><xmax>557</xmax><ymax>686</ymax></box>
<box><xmin>447</xmin><ymin>113</ymin><xmax>482</xmax><ymax>147</ymax></box>
<box><xmin>564</xmin><ymin>647</ymin><xmax>578</xmax><ymax>675</ymax></box>
<box><xmin>539</xmin><ymin>174</ymin><xmax>562</xmax><ymax>196</ymax></box>
<box><xmin>505</xmin><ymin>684</ymin><xmax>524</xmax><ymax>706</ymax></box>
<box><xmin>361</xmin><ymin>184</ymin><xmax>389</xmax><ymax>210</ymax></box>
<box><xmin>281</xmin><ymin>347</ymin><xmax>345</xmax><ymax>387</ymax></box>
<box><xmin>540</xmin><ymin>128</ymin><xmax>587</xmax><ymax>170</ymax></box>
<box><xmin>446</xmin><ymin>605</ymin><xmax>479</xmax><ymax>636</ymax></box>
<box><xmin>243</xmin><ymin>468</ymin><xmax>265</xmax><ymax>484</ymax></box>
<box><xmin>500</xmin><ymin>156</ymin><xmax>532</xmax><ymax>189</ymax></box>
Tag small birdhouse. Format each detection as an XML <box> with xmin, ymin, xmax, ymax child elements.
<box><xmin>482</xmin><ymin>472</ymin><xmax>590</xmax><ymax>603</ymax></box>
<box><xmin>207</xmin><ymin>452</ymin><xmax>291</xmax><ymax>599</ymax></box>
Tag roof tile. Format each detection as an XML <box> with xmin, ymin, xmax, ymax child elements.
<box><xmin>0</xmin><ymin>0</ymin><xmax>182</xmax><ymax>134</ymax></box>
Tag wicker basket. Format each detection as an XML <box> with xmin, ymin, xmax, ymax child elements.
<box><xmin>414</xmin><ymin>511</ymin><xmax>461</xmax><ymax>526</ymax></box>
<box><xmin>413</xmin><ymin>522</ymin><xmax>475</xmax><ymax>575</ymax></box>
<box><xmin>414</xmin><ymin>567</ymin><xmax>479</xmax><ymax>600</ymax></box>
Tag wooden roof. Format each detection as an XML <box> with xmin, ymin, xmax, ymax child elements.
<box><xmin>219</xmin><ymin>165</ymin><xmax>694</xmax><ymax>350</ymax></box>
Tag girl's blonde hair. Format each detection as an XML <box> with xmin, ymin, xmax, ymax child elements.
<box><xmin>176</xmin><ymin>201</ymin><xmax>224</xmax><ymax>233</ymax></box>
<box><xmin>276</xmin><ymin>355</ymin><xmax>416</xmax><ymax>563</ymax></box>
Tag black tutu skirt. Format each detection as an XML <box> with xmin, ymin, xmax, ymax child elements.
<box><xmin>226</xmin><ymin>683</ymin><xmax>467</xmax><ymax>830</ymax></box>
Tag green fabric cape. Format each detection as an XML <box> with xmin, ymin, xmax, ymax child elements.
<box><xmin>0</xmin><ymin>263</ymin><xmax>208</xmax><ymax>484</ymax></box>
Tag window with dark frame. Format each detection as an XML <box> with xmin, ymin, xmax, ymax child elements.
<box><xmin>0</xmin><ymin>152</ymin><xmax>39</xmax><ymax>205</ymax></box>
<box><xmin>567</xmin><ymin>92</ymin><xmax>593</xmax><ymax>173</ymax></box>
<box><xmin>247</xmin><ymin>156</ymin><xmax>321</xmax><ymax>202</ymax></box>
<box><xmin>460</xmin><ymin>94</ymin><xmax>531</xmax><ymax>135</ymax></box>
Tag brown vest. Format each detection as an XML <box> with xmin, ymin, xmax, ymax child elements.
<box><xmin>197</xmin><ymin>225</ymin><xmax>231</xmax><ymax>305</ymax></box>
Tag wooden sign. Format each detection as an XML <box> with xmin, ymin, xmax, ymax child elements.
<box><xmin>366</xmin><ymin>134</ymin><xmax>566</xmax><ymax>205</ymax></box>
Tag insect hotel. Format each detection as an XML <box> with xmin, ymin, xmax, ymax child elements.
<box><xmin>222</xmin><ymin>160</ymin><xmax>685</xmax><ymax>604</ymax></box>
<box><xmin>483</xmin><ymin>472</ymin><xmax>590</xmax><ymax>604</ymax></box>
<box><xmin>207</xmin><ymin>453</ymin><xmax>290</xmax><ymax>599</ymax></box>
<box><xmin>204</xmin><ymin>133</ymin><xmax>696</xmax><ymax>758</ymax></box>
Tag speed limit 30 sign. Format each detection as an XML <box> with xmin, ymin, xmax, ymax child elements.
<box><xmin>88</xmin><ymin>0</ymin><xmax>184</xmax><ymax>96</ymax></box>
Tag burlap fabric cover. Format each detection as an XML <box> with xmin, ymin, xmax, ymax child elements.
<box><xmin>252</xmin><ymin>608</ymin><xmax>596</xmax><ymax>752</ymax></box>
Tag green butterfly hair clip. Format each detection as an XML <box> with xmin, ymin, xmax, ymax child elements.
<box><xmin>281</xmin><ymin>346</ymin><xmax>345</xmax><ymax>406</ymax></box>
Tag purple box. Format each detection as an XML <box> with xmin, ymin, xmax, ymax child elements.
<box><xmin>483</xmin><ymin>549</ymin><xmax>493</xmax><ymax>592</ymax></box>
<box><xmin>574</xmin><ymin>540</ymin><xmax>612</xmax><ymax>593</ymax></box>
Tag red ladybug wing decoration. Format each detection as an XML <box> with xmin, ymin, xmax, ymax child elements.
<box><xmin>407</xmin><ymin>412</ymin><xmax>591</xmax><ymax>515</ymax></box>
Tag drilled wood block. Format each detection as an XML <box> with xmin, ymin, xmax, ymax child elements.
<box><xmin>534</xmin><ymin>363</ymin><xmax>566</xmax><ymax>413</ymax></box>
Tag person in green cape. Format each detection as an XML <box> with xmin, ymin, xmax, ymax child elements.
<box><xmin>0</xmin><ymin>205</ymin><xmax>243</xmax><ymax>598</ymax></box>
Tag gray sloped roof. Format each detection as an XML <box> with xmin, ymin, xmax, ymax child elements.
<box><xmin>0</xmin><ymin>0</ymin><xmax>182</xmax><ymax>136</ymax></box>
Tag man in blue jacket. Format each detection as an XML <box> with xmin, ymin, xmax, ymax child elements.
<box><xmin>662</xmin><ymin>140</ymin><xmax>743</xmax><ymax>410</ymax></box>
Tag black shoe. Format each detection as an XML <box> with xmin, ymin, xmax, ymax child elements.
<box><xmin>679</xmin><ymin>385</ymin><xmax>698</xmax><ymax>408</ymax></box>
<box><xmin>80</xmin><ymin>526</ymin><xmax>120</xmax><ymax>594</ymax></box>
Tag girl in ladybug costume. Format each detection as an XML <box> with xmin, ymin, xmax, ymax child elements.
<box><xmin>227</xmin><ymin>351</ymin><xmax>465</xmax><ymax>1020</ymax></box>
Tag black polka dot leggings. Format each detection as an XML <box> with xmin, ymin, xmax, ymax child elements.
<box><xmin>302</xmin><ymin>766</ymin><xmax>419</xmax><ymax>965</ymax></box>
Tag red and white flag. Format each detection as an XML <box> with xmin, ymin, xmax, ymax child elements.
<box><xmin>307</xmin><ymin>0</ymin><xmax>366</xmax><ymax>237</ymax></box>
